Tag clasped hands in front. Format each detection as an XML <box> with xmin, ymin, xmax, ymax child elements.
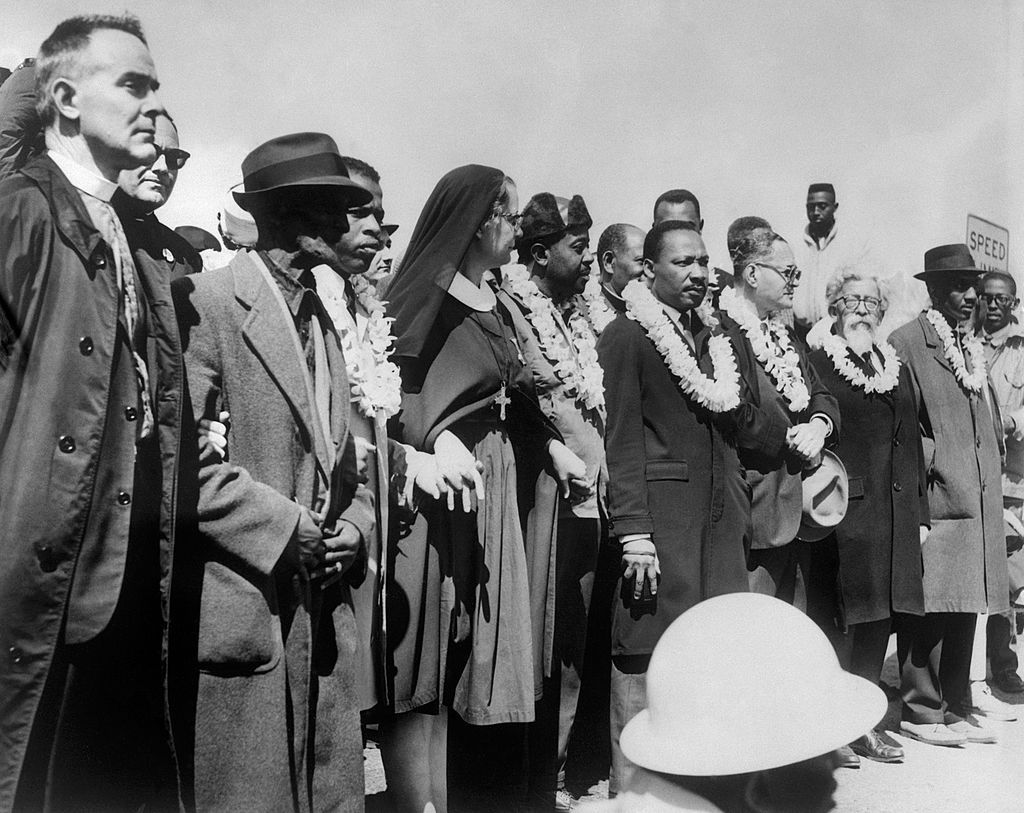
<box><xmin>785</xmin><ymin>417</ymin><xmax>829</xmax><ymax>467</ymax></box>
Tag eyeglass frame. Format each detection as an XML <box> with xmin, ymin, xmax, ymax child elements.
<box><xmin>491</xmin><ymin>207</ymin><xmax>523</xmax><ymax>228</ymax></box>
<box><xmin>155</xmin><ymin>144</ymin><xmax>191</xmax><ymax>171</ymax></box>
<box><xmin>752</xmin><ymin>260</ymin><xmax>802</xmax><ymax>287</ymax></box>
<box><xmin>834</xmin><ymin>295</ymin><xmax>882</xmax><ymax>313</ymax></box>
<box><xmin>980</xmin><ymin>293</ymin><xmax>1017</xmax><ymax>308</ymax></box>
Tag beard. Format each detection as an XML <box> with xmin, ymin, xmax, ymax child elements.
<box><xmin>843</xmin><ymin>321</ymin><xmax>875</xmax><ymax>355</ymax></box>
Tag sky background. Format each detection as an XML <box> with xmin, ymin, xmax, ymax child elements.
<box><xmin>5</xmin><ymin>0</ymin><xmax>1022</xmax><ymax>303</ymax></box>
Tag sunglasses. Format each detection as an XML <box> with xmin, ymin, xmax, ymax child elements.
<box><xmin>155</xmin><ymin>144</ymin><xmax>190</xmax><ymax>170</ymax></box>
<box><xmin>754</xmin><ymin>261</ymin><xmax>802</xmax><ymax>287</ymax></box>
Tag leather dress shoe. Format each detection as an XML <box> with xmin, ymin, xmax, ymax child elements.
<box><xmin>850</xmin><ymin>730</ymin><xmax>904</xmax><ymax>763</ymax></box>
<box><xmin>899</xmin><ymin>720</ymin><xmax>966</xmax><ymax>747</ymax></box>
<box><xmin>947</xmin><ymin>715</ymin><xmax>999</xmax><ymax>744</ymax></box>
<box><xmin>992</xmin><ymin>671</ymin><xmax>1024</xmax><ymax>694</ymax></box>
<box><xmin>835</xmin><ymin>744</ymin><xmax>860</xmax><ymax>768</ymax></box>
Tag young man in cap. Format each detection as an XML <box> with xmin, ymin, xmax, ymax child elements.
<box><xmin>172</xmin><ymin>132</ymin><xmax>379</xmax><ymax>811</ymax></box>
<box><xmin>716</xmin><ymin>218</ymin><xmax>839</xmax><ymax>610</ymax></box>
<box><xmin>792</xmin><ymin>183</ymin><xmax>874</xmax><ymax>337</ymax></box>
<box><xmin>977</xmin><ymin>270</ymin><xmax>1024</xmax><ymax>695</ymax></box>
<box><xmin>889</xmin><ymin>244</ymin><xmax>1008</xmax><ymax>746</ymax></box>
<box><xmin>580</xmin><ymin>223</ymin><xmax>646</xmax><ymax>336</ymax></box>
<box><xmin>501</xmin><ymin>192</ymin><xmax>604</xmax><ymax>810</ymax></box>
<box><xmin>0</xmin><ymin>14</ymin><xmax>183</xmax><ymax>810</ymax></box>
<box><xmin>598</xmin><ymin>220</ymin><xmax>750</xmax><ymax>794</ymax></box>
<box><xmin>583</xmin><ymin>593</ymin><xmax>887</xmax><ymax>813</ymax></box>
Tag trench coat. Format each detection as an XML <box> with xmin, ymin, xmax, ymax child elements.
<box><xmin>172</xmin><ymin>250</ymin><xmax>374</xmax><ymax>812</ymax></box>
<box><xmin>597</xmin><ymin>313</ymin><xmax>749</xmax><ymax>656</ymax></box>
<box><xmin>0</xmin><ymin>156</ymin><xmax>184</xmax><ymax>810</ymax></box>
<box><xmin>889</xmin><ymin>314</ymin><xmax>1007</xmax><ymax>613</ymax></box>
<box><xmin>807</xmin><ymin>345</ymin><xmax>927</xmax><ymax>625</ymax></box>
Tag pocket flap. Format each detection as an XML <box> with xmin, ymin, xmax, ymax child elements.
<box><xmin>848</xmin><ymin>476</ymin><xmax>865</xmax><ymax>499</ymax></box>
<box><xmin>645</xmin><ymin>460</ymin><xmax>688</xmax><ymax>481</ymax></box>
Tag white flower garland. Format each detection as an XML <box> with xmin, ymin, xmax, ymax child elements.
<box><xmin>621</xmin><ymin>279</ymin><xmax>741</xmax><ymax>412</ymax></box>
<box><xmin>504</xmin><ymin>266</ymin><xmax>605</xmax><ymax>412</ymax></box>
<box><xmin>579</xmin><ymin>276</ymin><xmax>617</xmax><ymax>335</ymax></box>
<box><xmin>924</xmin><ymin>308</ymin><xmax>987</xmax><ymax>393</ymax></box>
<box><xmin>316</xmin><ymin>269</ymin><xmax>403</xmax><ymax>419</ymax></box>
<box><xmin>820</xmin><ymin>333</ymin><xmax>901</xmax><ymax>394</ymax></box>
<box><xmin>720</xmin><ymin>285</ymin><xmax>810</xmax><ymax>412</ymax></box>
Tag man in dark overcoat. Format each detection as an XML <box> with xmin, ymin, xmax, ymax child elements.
<box><xmin>806</xmin><ymin>267</ymin><xmax>928</xmax><ymax>764</ymax></box>
<box><xmin>0</xmin><ymin>15</ymin><xmax>183</xmax><ymax>811</ymax></box>
<box><xmin>889</xmin><ymin>244</ymin><xmax>1008</xmax><ymax>747</ymax></box>
<box><xmin>597</xmin><ymin>220</ymin><xmax>749</xmax><ymax>794</ymax></box>
<box><xmin>172</xmin><ymin>132</ymin><xmax>376</xmax><ymax>812</ymax></box>
<box><xmin>715</xmin><ymin>217</ymin><xmax>840</xmax><ymax>609</ymax></box>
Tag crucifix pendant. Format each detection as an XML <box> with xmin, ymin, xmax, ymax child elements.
<box><xmin>494</xmin><ymin>381</ymin><xmax>511</xmax><ymax>421</ymax></box>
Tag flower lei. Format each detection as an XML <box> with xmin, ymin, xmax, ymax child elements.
<box><xmin>924</xmin><ymin>308</ymin><xmax>987</xmax><ymax>393</ymax></box>
<box><xmin>504</xmin><ymin>266</ymin><xmax>605</xmax><ymax>412</ymax></box>
<box><xmin>820</xmin><ymin>333</ymin><xmax>901</xmax><ymax>394</ymax></box>
<box><xmin>621</xmin><ymin>279</ymin><xmax>741</xmax><ymax>412</ymax></box>
<box><xmin>317</xmin><ymin>272</ymin><xmax>403</xmax><ymax>419</ymax></box>
<box><xmin>720</xmin><ymin>285</ymin><xmax>810</xmax><ymax>411</ymax></box>
<box><xmin>579</xmin><ymin>276</ymin><xmax>617</xmax><ymax>335</ymax></box>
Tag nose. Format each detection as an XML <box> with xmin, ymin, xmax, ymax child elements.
<box><xmin>582</xmin><ymin>247</ymin><xmax>594</xmax><ymax>268</ymax></box>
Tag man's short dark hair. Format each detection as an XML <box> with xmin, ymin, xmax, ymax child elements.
<box><xmin>728</xmin><ymin>216</ymin><xmax>783</xmax><ymax>274</ymax></box>
<box><xmin>643</xmin><ymin>219</ymin><xmax>699</xmax><ymax>263</ymax></box>
<box><xmin>653</xmin><ymin>188</ymin><xmax>701</xmax><ymax>222</ymax></box>
<box><xmin>341</xmin><ymin>156</ymin><xmax>380</xmax><ymax>184</ymax></box>
<box><xmin>982</xmin><ymin>270</ymin><xmax>1017</xmax><ymax>296</ymax></box>
<box><xmin>36</xmin><ymin>14</ymin><xmax>148</xmax><ymax>125</ymax></box>
<box><xmin>597</xmin><ymin>223</ymin><xmax>642</xmax><ymax>272</ymax></box>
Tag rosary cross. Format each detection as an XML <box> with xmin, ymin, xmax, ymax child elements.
<box><xmin>494</xmin><ymin>382</ymin><xmax>511</xmax><ymax>421</ymax></box>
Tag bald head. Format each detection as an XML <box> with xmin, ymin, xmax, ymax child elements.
<box><xmin>597</xmin><ymin>223</ymin><xmax>646</xmax><ymax>294</ymax></box>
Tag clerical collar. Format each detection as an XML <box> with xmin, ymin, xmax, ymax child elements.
<box><xmin>48</xmin><ymin>150</ymin><xmax>118</xmax><ymax>202</ymax></box>
<box><xmin>448</xmin><ymin>270</ymin><xmax>496</xmax><ymax>311</ymax></box>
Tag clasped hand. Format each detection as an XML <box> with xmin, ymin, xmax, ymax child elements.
<box><xmin>548</xmin><ymin>439</ymin><xmax>594</xmax><ymax>504</ymax></box>
<box><xmin>785</xmin><ymin>419</ymin><xmax>827</xmax><ymax>465</ymax></box>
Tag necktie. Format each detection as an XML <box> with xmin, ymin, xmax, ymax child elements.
<box><xmin>95</xmin><ymin>201</ymin><xmax>154</xmax><ymax>438</ymax></box>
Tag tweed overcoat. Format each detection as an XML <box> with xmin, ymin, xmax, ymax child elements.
<box><xmin>808</xmin><ymin>344</ymin><xmax>927</xmax><ymax>624</ymax></box>
<box><xmin>889</xmin><ymin>314</ymin><xmax>1007</xmax><ymax>613</ymax></box>
<box><xmin>0</xmin><ymin>156</ymin><xmax>184</xmax><ymax>811</ymax></box>
<box><xmin>172</xmin><ymin>250</ymin><xmax>374</xmax><ymax>812</ymax></box>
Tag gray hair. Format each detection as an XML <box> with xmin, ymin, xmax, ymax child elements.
<box><xmin>825</xmin><ymin>267</ymin><xmax>890</xmax><ymax>314</ymax></box>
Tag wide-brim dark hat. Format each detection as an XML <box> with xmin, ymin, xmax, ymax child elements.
<box><xmin>232</xmin><ymin>132</ymin><xmax>373</xmax><ymax>211</ymax></box>
<box><xmin>914</xmin><ymin>243</ymin><xmax>982</xmax><ymax>281</ymax></box>
<box><xmin>518</xmin><ymin>193</ymin><xmax>593</xmax><ymax>247</ymax></box>
<box><xmin>383</xmin><ymin>223</ymin><xmax>399</xmax><ymax>235</ymax></box>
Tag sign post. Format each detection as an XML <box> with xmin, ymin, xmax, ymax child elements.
<box><xmin>966</xmin><ymin>215</ymin><xmax>1009</xmax><ymax>273</ymax></box>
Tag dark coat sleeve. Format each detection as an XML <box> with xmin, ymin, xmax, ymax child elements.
<box><xmin>803</xmin><ymin>347</ymin><xmax>841</xmax><ymax>443</ymax></box>
<box><xmin>721</xmin><ymin>325</ymin><xmax>791</xmax><ymax>458</ymax></box>
<box><xmin>0</xmin><ymin>64</ymin><xmax>41</xmax><ymax>182</ymax></box>
<box><xmin>598</xmin><ymin>317</ymin><xmax>652</xmax><ymax>537</ymax></box>
<box><xmin>171</xmin><ymin>273</ymin><xmax>303</xmax><ymax>580</ymax></box>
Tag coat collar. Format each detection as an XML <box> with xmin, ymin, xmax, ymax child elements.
<box><xmin>20</xmin><ymin>155</ymin><xmax>105</xmax><ymax>267</ymax></box>
<box><xmin>916</xmin><ymin>311</ymin><xmax>957</xmax><ymax>376</ymax></box>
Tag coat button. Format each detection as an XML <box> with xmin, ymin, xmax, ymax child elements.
<box><xmin>9</xmin><ymin>646</ymin><xmax>23</xmax><ymax>665</ymax></box>
<box><xmin>116</xmin><ymin>491</ymin><xmax>132</xmax><ymax>506</ymax></box>
<box><xmin>92</xmin><ymin>252</ymin><xmax>106</xmax><ymax>269</ymax></box>
<box><xmin>893</xmin><ymin>481</ymin><xmax>903</xmax><ymax>492</ymax></box>
<box><xmin>124</xmin><ymin>406</ymin><xmax>138</xmax><ymax>421</ymax></box>
<box><xmin>58</xmin><ymin>435</ymin><xmax>76</xmax><ymax>453</ymax></box>
<box><xmin>892</xmin><ymin>436</ymin><xmax>901</xmax><ymax>447</ymax></box>
<box><xmin>36</xmin><ymin>544</ymin><xmax>58</xmax><ymax>573</ymax></box>
<box><xmin>79</xmin><ymin>336</ymin><xmax>94</xmax><ymax>355</ymax></box>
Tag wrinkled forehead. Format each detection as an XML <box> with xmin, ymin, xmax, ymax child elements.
<box><xmin>839</xmin><ymin>277</ymin><xmax>881</xmax><ymax>299</ymax></box>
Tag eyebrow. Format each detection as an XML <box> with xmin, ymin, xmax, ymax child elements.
<box><xmin>120</xmin><ymin>71</ymin><xmax>159</xmax><ymax>90</ymax></box>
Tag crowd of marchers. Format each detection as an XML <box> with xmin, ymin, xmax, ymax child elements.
<box><xmin>1</xmin><ymin>13</ymin><xmax>1021</xmax><ymax>813</ymax></box>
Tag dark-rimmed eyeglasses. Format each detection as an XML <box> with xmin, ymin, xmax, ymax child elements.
<box><xmin>493</xmin><ymin>208</ymin><xmax>523</xmax><ymax>227</ymax></box>
<box><xmin>754</xmin><ymin>261</ymin><xmax>801</xmax><ymax>286</ymax></box>
<box><xmin>835</xmin><ymin>295</ymin><xmax>881</xmax><ymax>313</ymax></box>
<box><xmin>155</xmin><ymin>144</ymin><xmax>190</xmax><ymax>171</ymax></box>
<box><xmin>981</xmin><ymin>293</ymin><xmax>1016</xmax><ymax>308</ymax></box>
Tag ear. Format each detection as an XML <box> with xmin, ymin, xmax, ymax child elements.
<box><xmin>642</xmin><ymin>258</ymin><xmax>655</xmax><ymax>282</ymax></box>
<box><xmin>601</xmin><ymin>250</ymin><xmax>615</xmax><ymax>274</ymax></box>
<box><xmin>530</xmin><ymin>242</ymin><xmax>549</xmax><ymax>268</ymax></box>
<box><xmin>698</xmin><ymin>218</ymin><xmax>705</xmax><ymax>233</ymax></box>
<box><xmin>827</xmin><ymin>303</ymin><xmax>838</xmax><ymax>317</ymax></box>
<box><xmin>832</xmin><ymin>201</ymin><xmax>839</xmax><ymax>213</ymax></box>
<box><xmin>742</xmin><ymin>262</ymin><xmax>758</xmax><ymax>288</ymax></box>
<box><xmin>51</xmin><ymin>77</ymin><xmax>80</xmax><ymax>121</ymax></box>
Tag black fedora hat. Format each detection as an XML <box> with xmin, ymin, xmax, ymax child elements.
<box><xmin>232</xmin><ymin>132</ymin><xmax>373</xmax><ymax>211</ymax></box>
<box><xmin>914</xmin><ymin>243</ymin><xmax>982</xmax><ymax>281</ymax></box>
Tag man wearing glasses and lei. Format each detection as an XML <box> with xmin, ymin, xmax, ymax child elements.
<box><xmin>715</xmin><ymin>217</ymin><xmax>840</xmax><ymax>610</ymax></box>
<box><xmin>803</xmin><ymin>267</ymin><xmax>928</xmax><ymax>765</ymax></box>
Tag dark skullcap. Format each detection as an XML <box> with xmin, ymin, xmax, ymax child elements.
<box><xmin>518</xmin><ymin>193</ymin><xmax>592</xmax><ymax>247</ymax></box>
<box><xmin>807</xmin><ymin>183</ymin><xmax>836</xmax><ymax>196</ymax></box>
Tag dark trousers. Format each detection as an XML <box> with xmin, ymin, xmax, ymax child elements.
<box><xmin>527</xmin><ymin>517</ymin><xmax>601</xmax><ymax>801</ymax></box>
<box><xmin>608</xmin><ymin>654</ymin><xmax>650</xmax><ymax>796</ymax></box>
<box><xmin>987</xmin><ymin>610</ymin><xmax>1020</xmax><ymax>679</ymax></box>
<box><xmin>747</xmin><ymin>540</ymin><xmax>812</xmax><ymax>612</ymax></box>
<box><xmin>896</xmin><ymin>612</ymin><xmax>976</xmax><ymax>724</ymax></box>
<box><xmin>14</xmin><ymin>489</ymin><xmax>177</xmax><ymax>812</ymax></box>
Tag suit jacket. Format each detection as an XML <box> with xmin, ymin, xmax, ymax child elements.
<box><xmin>598</xmin><ymin>312</ymin><xmax>748</xmax><ymax>656</ymax></box>
<box><xmin>808</xmin><ymin>344</ymin><xmax>927</xmax><ymax>624</ymax></box>
<box><xmin>890</xmin><ymin>314</ymin><xmax>1007</xmax><ymax>613</ymax></box>
<box><xmin>172</xmin><ymin>250</ymin><xmax>373</xmax><ymax>812</ymax></box>
<box><xmin>0</xmin><ymin>156</ymin><xmax>184</xmax><ymax>811</ymax></box>
<box><xmin>716</xmin><ymin>310</ymin><xmax>840</xmax><ymax>549</ymax></box>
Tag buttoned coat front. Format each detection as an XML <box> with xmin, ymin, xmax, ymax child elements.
<box><xmin>172</xmin><ymin>250</ymin><xmax>373</xmax><ymax>812</ymax></box>
<box><xmin>889</xmin><ymin>314</ymin><xmax>1007</xmax><ymax>613</ymax></box>
<box><xmin>0</xmin><ymin>156</ymin><xmax>184</xmax><ymax>811</ymax></box>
